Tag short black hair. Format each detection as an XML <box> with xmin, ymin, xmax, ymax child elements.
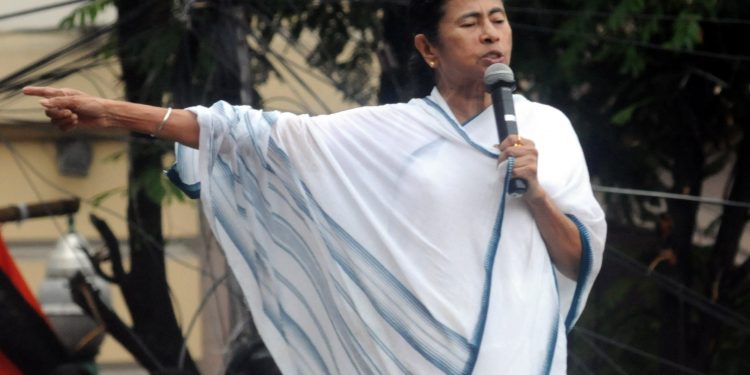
<box><xmin>407</xmin><ymin>0</ymin><xmax>449</xmax><ymax>44</ymax></box>
<box><xmin>407</xmin><ymin>0</ymin><xmax>449</xmax><ymax>97</ymax></box>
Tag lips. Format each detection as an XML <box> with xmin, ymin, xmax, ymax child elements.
<box><xmin>481</xmin><ymin>51</ymin><xmax>505</xmax><ymax>64</ymax></box>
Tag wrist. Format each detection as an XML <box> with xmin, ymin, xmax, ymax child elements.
<box><xmin>523</xmin><ymin>185</ymin><xmax>548</xmax><ymax>207</ymax></box>
<box><xmin>104</xmin><ymin>99</ymin><xmax>126</xmax><ymax>129</ymax></box>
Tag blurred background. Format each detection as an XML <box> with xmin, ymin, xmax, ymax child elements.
<box><xmin>0</xmin><ymin>0</ymin><xmax>748</xmax><ymax>374</ymax></box>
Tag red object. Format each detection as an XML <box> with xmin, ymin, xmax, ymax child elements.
<box><xmin>0</xmin><ymin>354</ymin><xmax>24</xmax><ymax>375</ymax></box>
<box><xmin>0</xmin><ymin>228</ymin><xmax>44</xmax><ymax>375</ymax></box>
<box><xmin>0</xmin><ymin>229</ymin><xmax>44</xmax><ymax>316</ymax></box>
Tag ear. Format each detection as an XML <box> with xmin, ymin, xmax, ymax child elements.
<box><xmin>414</xmin><ymin>34</ymin><xmax>438</xmax><ymax>65</ymax></box>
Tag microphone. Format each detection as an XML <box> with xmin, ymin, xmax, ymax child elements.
<box><xmin>484</xmin><ymin>63</ymin><xmax>528</xmax><ymax>197</ymax></box>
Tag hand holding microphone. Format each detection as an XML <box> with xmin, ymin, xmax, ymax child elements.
<box><xmin>484</xmin><ymin>63</ymin><xmax>529</xmax><ymax>197</ymax></box>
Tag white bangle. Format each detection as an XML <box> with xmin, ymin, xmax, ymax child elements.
<box><xmin>152</xmin><ymin>107</ymin><xmax>173</xmax><ymax>137</ymax></box>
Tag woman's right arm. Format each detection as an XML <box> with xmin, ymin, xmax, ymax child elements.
<box><xmin>23</xmin><ymin>86</ymin><xmax>200</xmax><ymax>149</ymax></box>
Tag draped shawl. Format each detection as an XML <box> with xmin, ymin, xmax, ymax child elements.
<box><xmin>169</xmin><ymin>89</ymin><xmax>606</xmax><ymax>374</ymax></box>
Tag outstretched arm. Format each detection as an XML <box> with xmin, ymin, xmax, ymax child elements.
<box><xmin>23</xmin><ymin>86</ymin><xmax>200</xmax><ymax>149</ymax></box>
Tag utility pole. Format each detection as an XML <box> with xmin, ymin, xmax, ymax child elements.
<box><xmin>172</xmin><ymin>0</ymin><xmax>260</xmax><ymax>372</ymax></box>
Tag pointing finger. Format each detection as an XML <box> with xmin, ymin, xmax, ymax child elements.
<box><xmin>24</xmin><ymin>86</ymin><xmax>63</xmax><ymax>98</ymax></box>
<box><xmin>24</xmin><ymin>86</ymin><xmax>82</xmax><ymax>99</ymax></box>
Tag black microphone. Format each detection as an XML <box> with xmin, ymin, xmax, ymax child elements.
<box><xmin>484</xmin><ymin>63</ymin><xmax>528</xmax><ymax>197</ymax></box>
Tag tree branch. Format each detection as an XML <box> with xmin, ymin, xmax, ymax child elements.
<box><xmin>69</xmin><ymin>272</ymin><xmax>164</xmax><ymax>372</ymax></box>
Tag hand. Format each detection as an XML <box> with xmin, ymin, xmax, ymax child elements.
<box><xmin>23</xmin><ymin>86</ymin><xmax>114</xmax><ymax>131</ymax></box>
<box><xmin>495</xmin><ymin>134</ymin><xmax>543</xmax><ymax>202</ymax></box>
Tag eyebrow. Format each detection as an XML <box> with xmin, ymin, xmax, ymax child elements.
<box><xmin>458</xmin><ymin>7</ymin><xmax>506</xmax><ymax>21</ymax></box>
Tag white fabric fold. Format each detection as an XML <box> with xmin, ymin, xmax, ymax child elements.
<box><xmin>169</xmin><ymin>88</ymin><xmax>606</xmax><ymax>375</ymax></box>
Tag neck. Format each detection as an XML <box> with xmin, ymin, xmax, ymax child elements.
<box><xmin>436</xmin><ymin>80</ymin><xmax>492</xmax><ymax>124</ymax></box>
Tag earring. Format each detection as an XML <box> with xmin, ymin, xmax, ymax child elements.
<box><xmin>429</xmin><ymin>61</ymin><xmax>436</xmax><ymax>68</ymax></box>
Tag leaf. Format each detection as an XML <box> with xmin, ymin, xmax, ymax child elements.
<box><xmin>664</xmin><ymin>12</ymin><xmax>703</xmax><ymax>50</ymax></box>
<box><xmin>88</xmin><ymin>187</ymin><xmax>126</xmax><ymax>207</ymax></box>
<box><xmin>58</xmin><ymin>0</ymin><xmax>114</xmax><ymax>29</ymax></box>
<box><xmin>611</xmin><ymin>105</ymin><xmax>637</xmax><ymax>126</ymax></box>
<box><xmin>101</xmin><ymin>149</ymin><xmax>127</xmax><ymax>163</ymax></box>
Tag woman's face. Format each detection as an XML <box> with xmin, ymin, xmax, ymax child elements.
<box><xmin>421</xmin><ymin>0</ymin><xmax>512</xmax><ymax>87</ymax></box>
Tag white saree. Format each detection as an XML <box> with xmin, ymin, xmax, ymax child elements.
<box><xmin>168</xmin><ymin>88</ymin><xmax>606</xmax><ymax>375</ymax></box>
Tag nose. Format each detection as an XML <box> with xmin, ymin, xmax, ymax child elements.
<box><xmin>480</xmin><ymin>20</ymin><xmax>500</xmax><ymax>44</ymax></box>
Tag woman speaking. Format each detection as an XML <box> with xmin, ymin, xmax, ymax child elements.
<box><xmin>25</xmin><ymin>0</ymin><xmax>606</xmax><ymax>373</ymax></box>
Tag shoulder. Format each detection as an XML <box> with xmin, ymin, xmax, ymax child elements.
<box><xmin>514</xmin><ymin>95</ymin><xmax>570</xmax><ymax>125</ymax></box>
<box><xmin>308</xmin><ymin>101</ymin><xmax>426</xmax><ymax>126</ymax></box>
<box><xmin>514</xmin><ymin>95</ymin><xmax>577</xmax><ymax>139</ymax></box>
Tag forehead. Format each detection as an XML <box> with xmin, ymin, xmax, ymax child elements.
<box><xmin>442</xmin><ymin>0</ymin><xmax>505</xmax><ymax>18</ymax></box>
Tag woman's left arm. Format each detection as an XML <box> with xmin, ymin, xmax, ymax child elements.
<box><xmin>523</xmin><ymin>189</ymin><xmax>582</xmax><ymax>279</ymax></box>
<box><xmin>498</xmin><ymin>135</ymin><xmax>582</xmax><ymax>279</ymax></box>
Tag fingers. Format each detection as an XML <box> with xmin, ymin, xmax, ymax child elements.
<box><xmin>45</xmin><ymin>107</ymin><xmax>71</xmax><ymax>119</ymax></box>
<box><xmin>40</xmin><ymin>96</ymin><xmax>78</xmax><ymax>111</ymax></box>
<box><xmin>42</xmin><ymin>103</ymin><xmax>79</xmax><ymax>131</ymax></box>
<box><xmin>495</xmin><ymin>135</ymin><xmax>536</xmax><ymax>162</ymax></box>
<box><xmin>23</xmin><ymin>86</ymin><xmax>85</xmax><ymax>98</ymax></box>
<box><xmin>23</xmin><ymin>86</ymin><xmax>65</xmax><ymax>98</ymax></box>
<box><xmin>51</xmin><ymin>113</ymin><xmax>79</xmax><ymax>131</ymax></box>
<box><xmin>23</xmin><ymin>86</ymin><xmax>85</xmax><ymax>131</ymax></box>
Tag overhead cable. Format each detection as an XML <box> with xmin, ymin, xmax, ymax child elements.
<box><xmin>506</xmin><ymin>5</ymin><xmax>750</xmax><ymax>26</ymax></box>
<box><xmin>0</xmin><ymin>0</ymin><xmax>87</xmax><ymax>22</ymax></box>
<box><xmin>606</xmin><ymin>246</ymin><xmax>750</xmax><ymax>335</ymax></box>
<box><xmin>574</xmin><ymin>327</ymin><xmax>708</xmax><ymax>375</ymax></box>
<box><xmin>594</xmin><ymin>185</ymin><xmax>750</xmax><ymax>209</ymax></box>
<box><xmin>511</xmin><ymin>22</ymin><xmax>750</xmax><ymax>62</ymax></box>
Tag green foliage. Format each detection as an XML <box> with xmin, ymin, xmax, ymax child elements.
<box><xmin>88</xmin><ymin>186</ymin><xmax>126</xmax><ymax>207</ymax></box>
<box><xmin>283</xmin><ymin>1</ymin><xmax>383</xmax><ymax>104</ymax></box>
<box><xmin>59</xmin><ymin>0</ymin><xmax>114</xmax><ymax>29</ymax></box>
<box><xmin>610</xmin><ymin>99</ymin><xmax>651</xmax><ymax>126</ymax></box>
<box><xmin>130</xmin><ymin>166</ymin><xmax>186</xmax><ymax>205</ymax></box>
<box><xmin>100</xmin><ymin>148</ymin><xmax>126</xmax><ymax>163</ymax></box>
<box><xmin>664</xmin><ymin>11</ymin><xmax>703</xmax><ymax>51</ymax></box>
<box><xmin>510</xmin><ymin>0</ymin><xmax>750</xmax><ymax>372</ymax></box>
<box><xmin>53</xmin><ymin>0</ymin><xmax>750</xmax><ymax>372</ymax></box>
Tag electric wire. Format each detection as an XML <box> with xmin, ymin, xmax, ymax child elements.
<box><xmin>1</xmin><ymin>135</ymin><xmax>169</xmax><ymax>369</ymax></box>
<box><xmin>170</xmin><ymin>5</ymin><xmax>237</xmax><ymax>345</ymax></box>
<box><xmin>511</xmin><ymin>21</ymin><xmax>750</xmax><ymax>63</ymax></box>
<box><xmin>593</xmin><ymin>185</ymin><xmax>750</xmax><ymax>209</ymax></box>
<box><xmin>0</xmin><ymin>130</ymin><xmax>239</xmax><ymax>290</ymax></box>
<box><xmin>578</xmin><ymin>331</ymin><xmax>630</xmax><ymax>375</ymax></box>
<box><xmin>5</xmin><ymin>1</ymin><xmax>750</xmax><ymax>371</ymax></box>
<box><xmin>505</xmin><ymin>5</ymin><xmax>750</xmax><ymax>26</ymax></box>
<box><xmin>569</xmin><ymin>352</ymin><xmax>597</xmax><ymax>375</ymax></box>
<box><xmin>246</xmin><ymin>0</ymin><xmax>376</xmax><ymax>106</ymax></box>
<box><xmin>2</xmin><ymin>127</ymin><xmax>244</xmax><ymax>369</ymax></box>
<box><xmin>215</xmin><ymin>4</ymin><xmax>329</xmax><ymax>112</ymax></box>
<box><xmin>1</xmin><ymin>132</ymin><xmax>196</xmax><ymax>279</ymax></box>
<box><xmin>574</xmin><ymin>327</ymin><xmax>709</xmax><ymax>375</ymax></box>
<box><xmin>195</xmin><ymin>216</ymin><xmax>232</xmax><ymax>352</ymax></box>
<box><xmin>0</xmin><ymin>0</ymin><xmax>88</xmax><ymax>22</ymax></box>
<box><xmin>605</xmin><ymin>245</ymin><xmax>750</xmax><ymax>335</ymax></box>
<box><xmin>177</xmin><ymin>272</ymin><xmax>230</xmax><ymax>370</ymax></box>
<box><xmin>0</xmin><ymin>24</ymin><xmax>114</xmax><ymax>95</ymax></box>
